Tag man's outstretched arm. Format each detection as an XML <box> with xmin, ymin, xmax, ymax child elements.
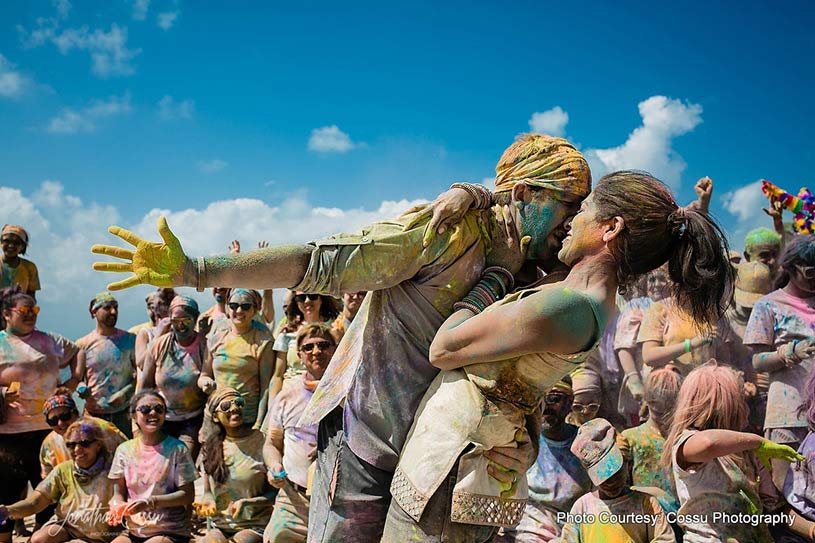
<box><xmin>92</xmin><ymin>216</ymin><xmax>312</xmax><ymax>291</ymax></box>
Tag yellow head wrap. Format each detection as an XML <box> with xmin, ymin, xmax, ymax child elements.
<box><xmin>493</xmin><ymin>133</ymin><xmax>591</xmax><ymax>200</ymax></box>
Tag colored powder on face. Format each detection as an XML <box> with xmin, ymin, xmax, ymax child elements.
<box><xmin>744</xmin><ymin>228</ymin><xmax>781</xmax><ymax>253</ymax></box>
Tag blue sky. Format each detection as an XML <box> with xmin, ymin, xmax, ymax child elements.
<box><xmin>1</xmin><ymin>0</ymin><xmax>813</xmax><ymax>337</ymax></box>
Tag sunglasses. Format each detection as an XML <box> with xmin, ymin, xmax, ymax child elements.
<box><xmin>12</xmin><ymin>306</ymin><xmax>40</xmax><ymax>316</ymax></box>
<box><xmin>136</xmin><ymin>404</ymin><xmax>166</xmax><ymax>416</ymax></box>
<box><xmin>228</xmin><ymin>302</ymin><xmax>254</xmax><ymax>311</ymax></box>
<box><xmin>65</xmin><ymin>439</ymin><xmax>96</xmax><ymax>449</ymax></box>
<box><xmin>300</xmin><ymin>340</ymin><xmax>333</xmax><ymax>353</ymax></box>
<box><xmin>171</xmin><ymin>317</ymin><xmax>194</xmax><ymax>326</ymax></box>
<box><xmin>294</xmin><ymin>293</ymin><xmax>320</xmax><ymax>302</ymax></box>
<box><xmin>1</xmin><ymin>237</ymin><xmax>22</xmax><ymax>246</ymax></box>
<box><xmin>216</xmin><ymin>397</ymin><xmax>246</xmax><ymax>412</ymax></box>
<box><xmin>571</xmin><ymin>403</ymin><xmax>600</xmax><ymax>415</ymax></box>
<box><xmin>544</xmin><ymin>393</ymin><xmax>569</xmax><ymax>405</ymax></box>
<box><xmin>46</xmin><ymin>411</ymin><xmax>75</xmax><ymax>426</ymax></box>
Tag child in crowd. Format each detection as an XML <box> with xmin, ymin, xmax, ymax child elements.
<box><xmin>108</xmin><ymin>390</ymin><xmax>197</xmax><ymax>543</ymax></box>
<box><xmin>664</xmin><ymin>364</ymin><xmax>813</xmax><ymax>542</ymax></box>
<box><xmin>620</xmin><ymin>368</ymin><xmax>682</xmax><ymax>515</ymax></box>
<box><xmin>785</xmin><ymin>363</ymin><xmax>815</xmax><ymax>527</ymax></box>
<box><xmin>557</xmin><ymin>418</ymin><xmax>675</xmax><ymax>542</ymax></box>
<box><xmin>743</xmin><ymin>227</ymin><xmax>783</xmax><ymax>276</ymax></box>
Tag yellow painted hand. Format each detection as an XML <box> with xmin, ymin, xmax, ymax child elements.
<box><xmin>92</xmin><ymin>216</ymin><xmax>189</xmax><ymax>291</ymax></box>
<box><xmin>755</xmin><ymin>439</ymin><xmax>805</xmax><ymax>471</ymax></box>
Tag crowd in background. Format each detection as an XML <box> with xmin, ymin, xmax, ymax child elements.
<box><xmin>1</xmin><ymin>168</ymin><xmax>815</xmax><ymax>543</ymax></box>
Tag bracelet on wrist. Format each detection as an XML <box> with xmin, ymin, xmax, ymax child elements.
<box><xmin>196</xmin><ymin>256</ymin><xmax>206</xmax><ymax>293</ymax></box>
<box><xmin>450</xmin><ymin>182</ymin><xmax>493</xmax><ymax>210</ymax></box>
<box><xmin>684</xmin><ymin>339</ymin><xmax>692</xmax><ymax>353</ymax></box>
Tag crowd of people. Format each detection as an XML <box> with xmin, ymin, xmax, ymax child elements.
<box><xmin>0</xmin><ymin>133</ymin><xmax>814</xmax><ymax>543</ymax></box>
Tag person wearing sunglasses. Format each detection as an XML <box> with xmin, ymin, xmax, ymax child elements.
<box><xmin>273</xmin><ymin>291</ymin><xmax>338</xmax><ymax>386</ymax></box>
<box><xmin>263</xmin><ymin>323</ymin><xmax>336</xmax><ymax>543</ymax></box>
<box><xmin>0</xmin><ymin>285</ymin><xmax>79</xmax><ymax>543</ymax></box>
<box><xmin>108</xmin><ymin>390</ymin><xmax>197</xmax><ymax>543</ymax></box>
<box><xmin>497</xmin><ymin>378</ymin><xmax>592</xmax><ymax>543</ymax></box>
<box><xmin>747</xmin><ymin>234</ymin><xmax>815</xmax><ymax>490</ymax></box>
<box><xmin>75</xmin><ymin>292</ymin><xmax>137</xmax><ymax>438</ymax></box>
<box><xmin>197</xmin><ymin>388</ymin><xmax>274</xmax><ymax>543</ymax></box>
<box><xmin>39</xmin><ymin>388</ymin><xmax>125</xmax><ymax>482</ymax></box>
<box><xmin>0</xmin><ymin>224</ymin><xmax>39</xmax><ymax>298</ymax></box>
<box><xmin>1</xmin><ymin>418</ymin><xmax>117</xmax><ymax>543</ymax></box>
<box><xmin>139</xmin><ymin>295</ymin><xmax>207</xmax><ymax>459</ymax></box>
<box><xmin>200</xmin><ymin>289</ymin><xmax>275</xmax><ymax>434</ymax></box>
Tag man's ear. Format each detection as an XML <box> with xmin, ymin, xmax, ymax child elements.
<box><xmin>602</xmin><ymin>217</ymin><xmax>625</xmax><ymax>243</ymax></box>
<box><xmin>511</xmin><ymin>181</ymin><xmax>532</xmax><ymax>203</ymax></box>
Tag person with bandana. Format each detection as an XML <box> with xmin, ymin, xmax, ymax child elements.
<box><xmin>200</xmin><ymin>289</ymin><xmax>275</xmax><ymax>432</ymax></box>
<box><xmin>91</xmin><ymin>133</ymin><xmax>592</xmax><ymax>541</ymax></box>
<box><xmin>39</xmin><ymin>388</ymin><xmax>126</xmax><ymax>479</ymax></box>
<box><xmin>0</xmin><ymin>418</ymin><xmax>119</xmax><ymax>543</ymax></box>
<box><xmin>263</xmin><ymin>323</ymin><xmax>336</xmax><ymax>543</ymax></box>
<box><xmin>197</xmin><ymin>387</ymin><xmax>274</xmax><ymax>543</ymax></box>
<box><xmin>76</xmin><ymin>292</ymin><xmax>137</xmax><ymax>437</ymax></box>
<box><xmin>138</xmin><ymin>295</ymin><xmax>207</xmax><ymax>459</ymax></box>
<box><xmin>0</xmin><ymin>225</ymin><xmax>40</xmax><ymax>298</ymax></box>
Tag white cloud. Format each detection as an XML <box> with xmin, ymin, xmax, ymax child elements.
<box><xmin>584</xmin><ymin>96</ymin><xmax>703</xmax><ymax>189</ymax></box>
<box><xmin>722</xmin><ymin>180</ymin><xmax>764</xmax><ymax>222</ymax></box>
<box><xmin>18</xmin><ymin>21</ymin><xmax>140</xmax><ymax>78</ymax></box>
<box><xmin>196</xmin><ymin>159</ymin><xmax>228</xmax><ymax>174</ymax></box>
<box><xmin>132</xmin><ymin>0</ymin><xmax>150</xmax><ymax>20</ymax></box>
<box><xmin>158</xmin><ymin>95</ymin><xmax>194</xmax><ymax>120</ymax></box>
<box><xmin>157</xmin><ymin>11</ymin><xmax>179</xmax><ymax>30</ymax></box>
<box><xmin>0</xmin><ymin>54</ymin><xmax>27</xmax><ymax>98</ymax></box>
<box><xmin>528</xmin><ymin>106</ymin><xmax>569</xmax><ymax>137</ymax></box>
<box><xmin>3</xmin><ymin>180</ymin><xmax>426</xmax><ymax>339</ymax></box>
<box><xmin>53</xmin><ymin>0</ymin><xmax>72</xmax><ymax>19</ymax></box>
<box><xmin>47</xmin><ymin>92</ymin><xmax>132</xmax><ymax>134</ymax></box>
<box><xmin>308</xmin><ymin>125</ymin><xmax>360</xmax><ymax>153</ymax></box>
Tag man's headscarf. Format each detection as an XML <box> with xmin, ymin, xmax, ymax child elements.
<box><xmin>493</xmin><ymin>133</ymin><xmax>591</xmax><ymax>200</ymax></box>
<box><xmin>170</xmin><ymin>294</ymin><xmax>200</xmax><ymax>317</ymax></box>
<box><xmin>90</xmin><ymin>291</ymin><xmax>117</xmax><ymax>314</ymax></box>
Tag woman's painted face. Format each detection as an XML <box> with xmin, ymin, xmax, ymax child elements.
<box><xmin>1</xmin><ymin>234</ymin><xmax>23</xmax><ymax>259</ymax></box>
<box><xmin>299</xmin><ymin>335</ymin><xmax>336</xmax><ymax>380</ymax></box>
<box><xmin>134</xmin><ymin>396</ymin><xmax>166</xmax><ymax>433</ymax></box>
<box><xmin>557</xmin><ymin>193</ymin><xmax>604</xmax><ymax>266</ymax></box>
<box><xmin>790</xmin><ymin>264</ymin><xmax>815</xmax><ymax>295</ymax></box>
<box><xmin>215</xmin><ymin>397</ymin><xmax>245</xmax><ymax>429</ymax></box>
<box><xmin>65</xmin><ymin>429</ymin><xmax>102</xmax><ymax>469</ymax></box>
<box><xmin>228</xmin><ymin>297</ymin><xmax>257</xmax><ymax>325</ymax></box>
<box><xmin>5</xmin><ymin>298</ymin><xmax>38</xmax><ymax>335</ymax></box>
<box><xmin>47</xmin><ymin>406</ymin><xmax>78</xmax><ymax>436</ymax></box>
<box><xmin>296</xmin><ymin>292</ymin><xmax>322</xmax><ymax>317</ymax></box>
<box><xmin>170</xmin><ymin>306</ymin><xmax>196</xmax><ymax>339</ymax></box>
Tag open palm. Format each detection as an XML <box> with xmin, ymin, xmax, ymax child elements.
<box><xmin>92</xmin><ymin>216</ymin><xmax>189</xmax><ymax>291</ymax></box>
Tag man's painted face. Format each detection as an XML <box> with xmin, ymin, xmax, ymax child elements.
<box><xmin>541</xmin><ymin>390</ymin><xmax>571</xmax><ymax>432</ymax></box>
<box><xmin>745</xmin><ymin>243</ymin><xmax>780</xmax><ymax>272</ymax></box>
<box><xmin>518</xmin><ymin>189</ymin><xmax>582</xmax><ymax>261</ymax></box>
<box><xmin>299</xmin><ymin>335</ymin><xmax>335</xmax><ymax>380</ymax></box>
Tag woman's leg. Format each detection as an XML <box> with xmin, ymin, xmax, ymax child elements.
<box><xmin>30</xmin><ymin>522</ymin><xmax>72</xmax><ymax>543</ymax></box>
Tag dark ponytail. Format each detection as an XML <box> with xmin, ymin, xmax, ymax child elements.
<box><xmin>594</xmin><ymin>170</ymin><xmax>734</xmax><ymax>328</ymax></box>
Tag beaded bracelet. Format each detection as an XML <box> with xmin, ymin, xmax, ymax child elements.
<box><xmin>450</xmin><ymin>182</ymin><xmax>493</xmax><ymax>209</ymax></box>
<box><xmin>452</xmin><ymin>266</ymin><xmax>514</xmax><ymax>314</ymax></box>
